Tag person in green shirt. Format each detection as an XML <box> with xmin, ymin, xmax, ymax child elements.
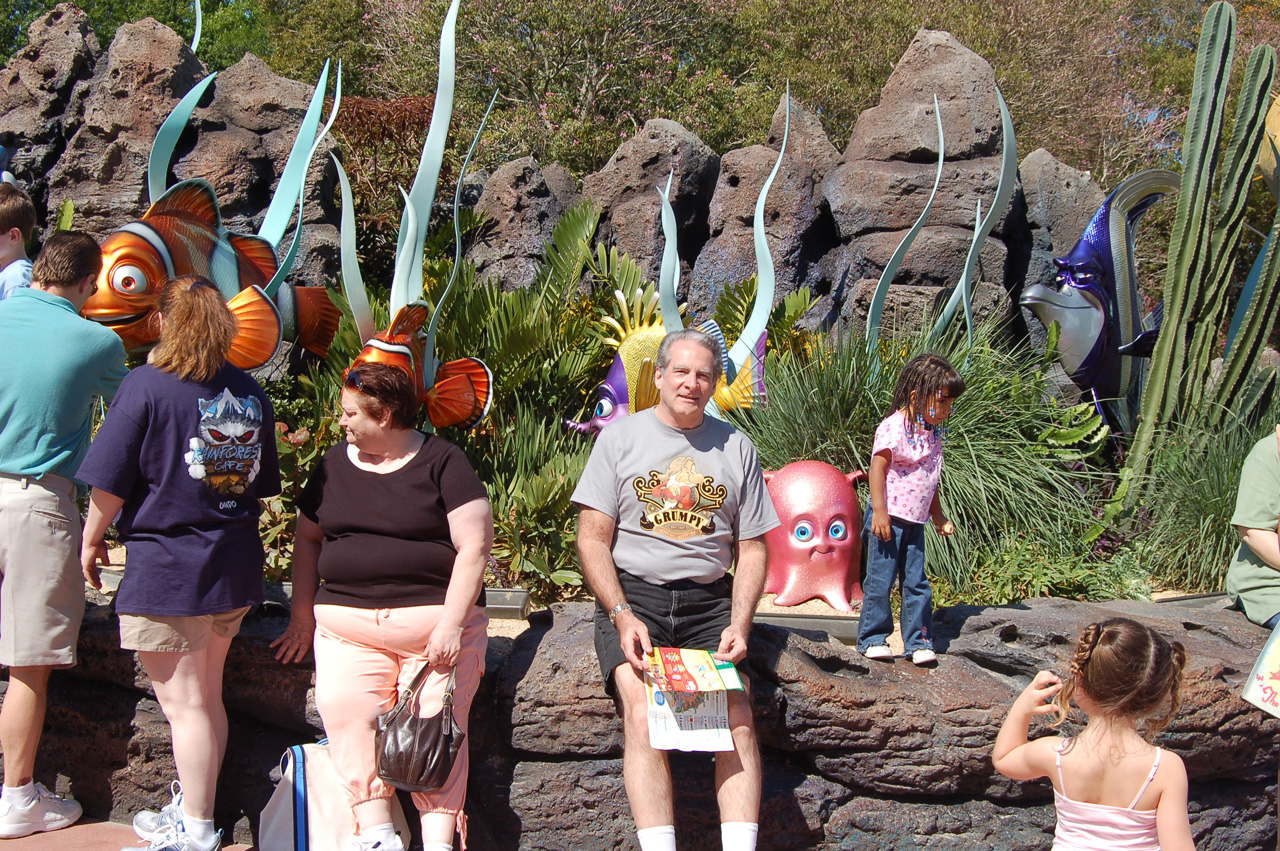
<box><xmin>1226</xmin><ymin>426</ymin><xmax>1280</xmax><ymax>628</ymax></box>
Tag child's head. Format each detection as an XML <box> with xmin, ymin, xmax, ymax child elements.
<box><xmin>892</xmin><ymin>353</ymin><xmax>965</xmax><ymax>425</ymax></box>
<box><xmin>1054</xmin><ymin>617</ymin><xmax>1187</xmax><ymax>736</ymax></box>
<box><xmin>0</xmin><ymin>183</ymin><xmax>35</xmax><ymax>261</ymax></box>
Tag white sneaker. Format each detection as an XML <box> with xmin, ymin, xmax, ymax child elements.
<box><xmin>862</xmin><ymin>645</ymin><xmax>894</xmax><ymax>660</ymax></box>
<box><xmin>123</xmin><ymin>822</ymin><xmax>221</xmax><ymax>851</ymax></box>
<box><xmin>911</xmin><ymin>648</ymin><xmax>938</xmax><ymax>665</ymax></box>
<box><xmin>346</xmin><ymin>832</ymin><xmax>406</xmax><ymax>851</ymax></box>
<box><xmin>133</xmin><ymin>781</ymin><xmax>183</xmax><ymax>840</ymax></box>
<box><xmin>0</xmin><ymin>782</ymin><xmax>83</xmax><ymax>838</ymax></box>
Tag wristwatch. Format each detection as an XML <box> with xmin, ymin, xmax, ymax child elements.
<box><xmin>608</xmin><ymin>603</ymin><xmax>633</xmax><ymax>625</ymax></box>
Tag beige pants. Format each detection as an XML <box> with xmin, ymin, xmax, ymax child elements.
<box><xmin>0</xmin><ymin>472</ymin><xmax>84</xmax><ymax>667</ymax></box>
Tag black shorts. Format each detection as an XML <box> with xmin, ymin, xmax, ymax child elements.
<box><xmin>594</xmin><ymin>570</ymin><xmax>738</xmax><ymax>691</ymax></box>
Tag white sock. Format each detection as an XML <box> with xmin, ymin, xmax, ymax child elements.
<box><xmin>721</xmin><ymin>822</ymin><xmax>758</xmax><ymax>851</ymax></box>
<box><xmin>637</xmin><ymin>825</ymin><xmax>677</xmax><ymax>851</ymax></box>
<box><xmin>1</xmin><ymin>782</ymin><xmax>37</xmax><ymax>809</ymax></box>
<box><xmin>422</xmin><ymin>843</ymin><xmax>453</xmax><ymax>851</ymax></box>
<box><xmin>181</xmin><ymin>810</ymin><xmax>217</xmax><ymax>847</ymax></box>
<box><xmin>361</xmin><ymin>822</ymin><xmax>397</xmax><ymax>844</ymax></box>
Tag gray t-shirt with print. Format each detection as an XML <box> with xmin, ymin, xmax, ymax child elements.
<box><xmin>571</xmin><ymin>408</ymin><xmax>780</xmax><ymax>585</ymax></box>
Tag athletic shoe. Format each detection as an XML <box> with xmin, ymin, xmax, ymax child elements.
<box><xmin>862</xmin><ymin>645</ymin><xmax>894</xmax><ymax>660</ymax></box>
<box><xmin>133</xmin><ymin>781</ymin><xmax>183</xmax><ymax>840</ymax></box>
<box><xmin>911</xmin><ymin>648</ymin><xmax>938</xmax><ymax>665</ymax></box>
<box><xmin>346</xmin><ymin>832</ymin><xmax>406</xmax><ymax>851</ymax></box>
<box><xmin>123</xmin><ymin>823</ymin><xmax>221</xmax><ymax>851</ymax></box>
<box><xmin>0</xmin><ymin>782</ymin><xmax>83</xmax><ymax>838</ymax></box>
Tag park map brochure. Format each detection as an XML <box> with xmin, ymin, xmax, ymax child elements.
<box><xmin>645</xmin><ymin>647</ymin><xmax>744</xmax><ymax>752</ymax></box>
<box><xmin>1243</xmin><ymin>625</ymin><xmax>1280</xmax><ymax>719</ymax></box>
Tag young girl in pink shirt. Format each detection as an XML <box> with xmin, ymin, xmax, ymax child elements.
<box><xmin>993</xmin><ymin>618</ymin><xmax>1194</xmax><ymax>851</ymax></box>
<box><xmin>856</xmin><ymin>353</ymin><xmax>964</xmax><ymax>665</ymax></box>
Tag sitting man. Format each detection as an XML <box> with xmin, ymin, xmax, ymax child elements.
<box><xmin>0</xmin><ymin>231</ymin><xmax>127</xmax><ymax>837</ymax></box>
<box><xmin>1227</xmin><ymin>425</ymin><xmax>1280</xmax><ymax>628</ymax></box>
<box><xmin>572</xmin><ymin>329</ymin><xmax>779</xmax><ymax>851</ymax></box>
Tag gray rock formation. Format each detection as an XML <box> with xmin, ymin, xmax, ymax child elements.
<box><xmin>766</xmin><ymin>94</ymin><xmax>840</xmax><ymax>183</ymax></box>
<box><xmin>583</xmin><ymin>119</ymin><xmax>720</xmax><ymax>287</ymax></box>
<box><xmin>687</xmin><ymin>144</ymin><xmax>831</xmax><ymax>322</ymax></box>
<box><xmin>821</xmin><ymin>29</ymin><xmax>1017</xmax><ymax>337</ymax></box>
<box><xmin>467</xmin><ymin>156</ymin><xmax>580</xmax><ymax>290</ymax></box>
<box><xmin>0</xmin><ymin>4</ymin><xmax>99</xmax><ymax>219</ymax></box>
<box><xmin>1</xmin><ymin>8</ymin><xmax>339</xmax><ymax>295</ymax></box>
<box><xmin>13</xmin><ymin>595</ymin><xmax>1278</xmax><ymax>849</ymax></box>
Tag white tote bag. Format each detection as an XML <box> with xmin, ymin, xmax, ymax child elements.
<box><xmin>259</xmin><ymin>742</ymin><xmax>412</xmax><ymax>851</ymax></box>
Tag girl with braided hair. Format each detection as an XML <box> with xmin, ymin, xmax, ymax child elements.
<box><xmin>992</xmin><ymin>618</ymin><xmax>1194</xmax><ymax>850</ymax></box>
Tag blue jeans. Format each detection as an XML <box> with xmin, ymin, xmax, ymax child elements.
<box><xmin>857</xmin><ymin>505</ymin><xmax>933</xmax><ymax>653</ymax></box>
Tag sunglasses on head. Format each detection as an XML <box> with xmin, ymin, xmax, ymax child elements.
<box><xmin>344</xmin><ymin>371</ymin><xmax>364</xmax><ymax>392</ymax></box>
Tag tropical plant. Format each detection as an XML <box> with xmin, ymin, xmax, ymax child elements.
<box><xmin>730</xmin><ymin>321</ymin><xmax>1111</xmax><ymax>597</ymax></box>
<box><xmin>1126</xmin><ymin>1</ymin><xmax>1280</xmax><ymax>491</ymax></box>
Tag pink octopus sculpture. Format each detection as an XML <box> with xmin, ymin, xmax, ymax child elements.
<box><xmin>763</xmin><ymin>461</ymin><xmax>866</xmax><ymax>611</ymax></box>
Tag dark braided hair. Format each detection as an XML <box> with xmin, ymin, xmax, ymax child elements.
<box><xmin>891</xmin><ymin>353</ymin><xmax>965</xmax><ymax>421</ymax></box>
<box><xmin>1052</xmin><ymin>618</ymin><xmax>1187</xmax><ymax>739</ymax></box>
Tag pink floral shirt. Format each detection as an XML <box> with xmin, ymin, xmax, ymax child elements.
<box><xmin>872</xmin><ymin>410</ymin><xmax>943</xmax><ymax>525</ymax></box>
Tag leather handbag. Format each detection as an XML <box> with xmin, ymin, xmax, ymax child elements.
<box><xmin>375</xmin><ymin>666</ymin><xmax>464</xmax><ymax>792</ymax></box>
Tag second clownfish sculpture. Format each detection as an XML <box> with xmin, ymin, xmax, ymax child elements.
<box><xmin>333</xmin><ymin>0</ymin><xmax>493</xmax><ymax>430</ymax></box>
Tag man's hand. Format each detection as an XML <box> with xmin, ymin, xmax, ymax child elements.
<box><xmin>714</xmin><ymin>623</ymin><xmax>749</xmax><ymax>664</ymax></box>
<box><xmin>618</xmin><ymin>610</ymin><xmax>653</xmax><ymax>673</ymax></box>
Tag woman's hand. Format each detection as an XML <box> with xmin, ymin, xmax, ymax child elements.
<box><xmin>80</xmin><ymin>539</ymin><xmax>109</xmax><ymax>591</ymax></box>
<box><xmin>426</xmin><ymin>622</ymin><xmax>463</xmax><ymax>667</ymax></box>
<box><xmin>270</xmin><ymin>618</ymin><xmax>316</xmax><ymax>664</ymax></box>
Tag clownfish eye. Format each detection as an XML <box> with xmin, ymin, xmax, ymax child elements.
<box><xmin>829</xmin><ymin>520</ymin><xmax>848</xmax><ymax>540</ymax></box>
<box><xmin>111</xmin><ymin>264</ymin><xmax>150</xmax><ymax>294</ymax></box>
<box><xmin>793</xmin><ymin>521</ymin><xmax>815</xmax><ymax>542</ymax></box>
<box><xmin>594</xmin><ymin>398</ymin><xmax>615</xmax><ymax>419</ymax></box>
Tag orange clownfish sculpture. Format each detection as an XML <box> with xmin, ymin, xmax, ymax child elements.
<box><xmin>83</xmin><ymin>180</ymin><xmax>340</xmax><ymax>363</ymax></box>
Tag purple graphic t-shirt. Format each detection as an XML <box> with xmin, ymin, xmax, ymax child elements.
<box><xmin>78</xmin><ymin>364</ymin><xmax>281</xmax><ymax>616</ymax></box>
<box><xmin>872</xmin><ymin>410</ymin><xmax>943</xmax><ymax>525</ymax></box>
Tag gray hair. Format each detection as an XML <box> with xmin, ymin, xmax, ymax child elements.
<box><xmin>656</xmin><ymin>328</ymin><xmax>723</xmax><ymax>383</ymax></box>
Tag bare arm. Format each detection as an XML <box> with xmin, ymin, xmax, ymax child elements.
<box><xmin>1239</xmin><ymin>527</ymin><xmax>1280</xmax><ymax>572</ymax></box>
<box><xmin>869</xmin><ymin>451</ymin><xmax>892</xmax><ymax>541</ymax></box>
<box><xmin>425</xmin><ymin>497</ymin><xmax>494</xmax><ymax>667</ymax></box>
<box><xmin>271</xmin><ymin>513</ymin><xmax>323</xmax><ymax>663</ymax></box>
<box><xmin>80</xmin><ymin>488</ymin><xmax>126</xmax><ymax>591</ymax></box>
<box><xmin>578</xmin><ymin>506</ymin><xmax>651</xmax><ymax>672</ymax></box>
<box><xmin>1154</xmin><ymin>754</ymin><xmax>1196</xmax><ymax>851</ymax></box>
<box><xmin>715</xmin><ymin>536</ymin><xmax>767</xmax><ymax>664</ymax></box>
<box><xmin>991</xmin><ymin>671</ymin><xmax>1063</xmax><ymax>780</ymax></box>
<box><xmin>930</xmin><ymin>489</ymin><xmax>955</xmax><ymax>536</ymax></box>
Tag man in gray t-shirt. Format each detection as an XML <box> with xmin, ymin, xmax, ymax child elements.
<box><xmin>572</xmin><ymin>329</ymin><xmax>779</xmax><ymax>851</ymax></box>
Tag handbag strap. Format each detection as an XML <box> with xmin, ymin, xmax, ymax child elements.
<box><xmin>400</xmin><ymin>665</ymin><xmax>457</xmax><ymax>717</ymax></box>
<box><xmin>289</xmin><ymin>744</ymin><xmax>308</xmax><ymax>851</ymax></box>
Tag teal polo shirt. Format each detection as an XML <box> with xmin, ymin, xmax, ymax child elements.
<box><xmin>0</xmin><ymin>287</ymin><xmax>127</xmax><ymax>482</ymax></box>
<box><xmin>1226</xmin><ymin>430</ymin><xmax>1280</xmax><ymax>625</ymax></box>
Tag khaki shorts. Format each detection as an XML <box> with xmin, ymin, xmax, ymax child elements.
<box><xmin>119</xmin><ymin>607</ymin><xmax>251</xmax><ymax>653</ymax></box>
<box><xmin>0</xmin><ymin>473</ymin><xmax>85</xmax><ymax>668</ymax></box>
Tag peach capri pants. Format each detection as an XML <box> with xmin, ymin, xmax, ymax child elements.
<box><xmin>312</xmin><ymin>602</ymin><xmax>488</xmax><ymax>836</ymax></box>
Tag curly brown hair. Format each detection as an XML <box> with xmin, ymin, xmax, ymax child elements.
<box><xmin>890</xmin><ymin>352</ymin><xmax>965</xmax><ymax>421</ymax></box>
<box><xmin>1052</xmin><ymin>617</ymin><xmax>1187</xmax><ymax>738</ymax></box>
<box><xmin>149</xmin><ymin>276</ymin><xmax>236</xmax><ymax>382</ymax></box>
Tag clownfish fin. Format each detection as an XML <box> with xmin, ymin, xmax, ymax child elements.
<box><xmin>712</xmin><ymin>352</ymin><xmax>763</xmax><ymax>412</ymax></box>
<box><xmin>387</xmin><ymin>302</ymin><xmax>431</xmax><ymax>337</ymax></box>
<box><xmin>228</xmin><ymin>232</ymin><xmax>280</xmax><ymax>281</ymax></box>
<box><xmin>148</xmin><ymin>179</ymin><xmax>222</xmax><ymax>230</ymax></box>
<box><xmin>292</xmin><ymin>285</ymin><xmax>342</xmax><ymax>357</ymax></box>
<box><xmin>632</xmin><ymin>357</ymin><xmax>660</xmax><ymax>412</ymax></box>
<box><xmin>226</xmin><ymin>285</ymin><xmax>282</xmax><ymax>369</ymax></box>
<box><xmin>426</xmin><ymin>357</ymin><xmax>493</xmax><ymax>430</ymax></box>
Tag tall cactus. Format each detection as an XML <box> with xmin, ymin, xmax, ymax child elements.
<box><xmin>1124</xmin><ymin>0</ymin><xmax>1279</xmax><ymax>490</ymax></box>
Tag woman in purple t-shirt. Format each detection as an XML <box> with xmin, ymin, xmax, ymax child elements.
<box><xmin>271</xmin><ymin>362</ymin><xmax>491</xmax><ymax>851</ymax></box>
<box><xmin>79</xmin><ymin>277</ymin><xmax>280</xmax><ymax>851</ymax></box>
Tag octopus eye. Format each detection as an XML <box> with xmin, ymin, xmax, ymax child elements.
<box><xmin>594</xmin><ymin>398</ymin><xmax>615</xmax><ymax>419</ymax></box>
<box><xmin>793</xmin><ymin>521</ymin><xmax>815</xmax><ymax>543</ymax></box>
<box><xmin>111</xmin><ymin>264</ymin><xmax>150</xmax><ymax>294</ymax></box>
<box><xmin>829</xmin><ymin>520</ymin><xmax>848</xmax><ymax>540</ymax></box>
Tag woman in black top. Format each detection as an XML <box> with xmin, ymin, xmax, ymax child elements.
<box><xmin>272</xmin><ymin>362</ymin><xmax>491</xmax><ymax>851</ymax></box>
